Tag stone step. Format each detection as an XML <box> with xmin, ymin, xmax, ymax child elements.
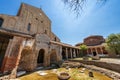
<box><xmin>17</xmin><ymin>71</ymin><xmax>26</xmax><ymax>77</ymax></box>
<box><xmin>35</xmin><ymin>67</ymin><xmax>44</xmax><ymax>70</ymax></box>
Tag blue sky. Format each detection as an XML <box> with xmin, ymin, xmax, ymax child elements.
<box><xmin>0</xmin><ymin>0</ymin><xmax>120</xmax><ymax>45</ymax></box>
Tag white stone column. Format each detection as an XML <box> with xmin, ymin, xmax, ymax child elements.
<box><xmin>95</xmin><ymin>48</ymin><xmax>98</xmax><ymax>55</ymax></box>
<box><xmin>73</xmin><ymin>49</ymin><xmax>76</xmax><ymax>58</ymax></box>
<box><xmin>91</xmin><ymin>48</ymin><xmax>93</xmax><ymax>56</ymax></box>
<box><xmin>60</xmin><ymin>46</ymin><xmax>63</xmax><ymax>60</ymax></box>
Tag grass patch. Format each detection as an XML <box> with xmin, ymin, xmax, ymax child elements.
<box><xmin>19</xmin><ymin>68</ymin><xmax>112</xmax><ymax>80</ymax></box>
<box><xmin>72</xmin><ymin>57</ymin><xmax>93</xmax><ymax>60</ymax></box>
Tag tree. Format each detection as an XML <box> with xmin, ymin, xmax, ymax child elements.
<box><xmin>79</xmin><ymin>44</ymin><xmax>87</xmax><ymax>56</ymax></box>
<box><xmin>62</xmin><ymin>0</ymin><xmax>107</xmax><ymax>17</ymax></box>
<box><xmin>106</xmin><ymin>33</ymin><xmax>120</xmax><ymax>56</ymax></box>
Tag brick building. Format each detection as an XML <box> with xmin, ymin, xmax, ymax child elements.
<box><xmin>76</xmin><ymin>35</ymin><xmax>108</xmax><ymax>56</ymax></box>
<box><xmin>0</xmin><ymin>3</ymin><xmax>80</xmax><ymax>75</ymax></box>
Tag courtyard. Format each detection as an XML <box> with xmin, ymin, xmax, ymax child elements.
<box><xmin>19</xmin><ymin>68</ymin><xmax>112</xmax><ymax>80</ymax></box>
<box><xmin>0</xmin><ymin>0</ymin><xmax>120</xmax><ymax>80</ymax></box>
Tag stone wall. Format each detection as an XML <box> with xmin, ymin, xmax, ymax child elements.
<box><xmin>0</xmin><ymin>14</ymin><xmax>18</xmax><ymax>30</ymax></box>
<box><xmin>50</xmin><ymin>32</ymin><xmax>60</xmax><ymax>42</ymax></box>
<box><xmin>50</xmin><ymin>44</ymin><xmax>62</xmax><ymax>62</ymax></box>
<box><xmin>18</xmin><ymin>34</ymin><xmax>62</xmax><ymax>71</ymax></box>
<box><xmin>69</xmin><ymin>60</ymin><xmax>120</xmax><ymax>73</ymax></box>
<box><xmin>0</xmin><ymin>2</ymin><xmax>60</xmax><ymax>43</ymax></box>
<box><xmin>18</xmin><ymin>47</ymin><xmax>37</xmax><ymax>71</ymax></box>
<box><xmin>0</xmin><ymin>3</ymin><xmax>60</xmax><ymax>43</ymax></box>
<box><xmin>16</xmin><ymin>3</ymin><xmax>51</xmax><ymax>35</ymax></box>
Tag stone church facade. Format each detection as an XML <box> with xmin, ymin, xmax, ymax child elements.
<box><xmin>0</xmin><ymin>3</ymin><xmax>80</xmax><ymax>74</ymax></box>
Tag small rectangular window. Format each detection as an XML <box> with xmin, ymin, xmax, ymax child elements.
<box><xmin>45</xmin><ymin>30</ymin><xmax>47</xmax><ymax>34</ymax></box>
<box><xmin>27</xmin><ymin>23</ymin><xmax>31</xmax><ymax>31</ymax></box>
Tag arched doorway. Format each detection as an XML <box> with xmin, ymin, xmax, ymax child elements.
<box><xmin>93</xmin><ymin>52</ymin><xmax>97</xmax><ymax>56</ymax></box>
<box><xmin>50</xmin><ymin>49</ymin><xmax>57</xmax><ymax>64</ymax></box>
<box><xmin>37</xmin><ymin>49</ymin><xmax>45</xmax><ymax>66</ymax></box>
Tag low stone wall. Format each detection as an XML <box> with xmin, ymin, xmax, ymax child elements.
<box><xmin>82</xmin><ymin>64</ymin><xmax>120</xmax><ymax>80</ymax></box>
<box><xmin>69</xmin><ymin>60</ymin><xmax>120</xmax><ymax>73</ymax></box>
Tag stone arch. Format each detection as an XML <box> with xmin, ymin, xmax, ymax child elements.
<box><xmin>37</xmin><ymin>49</ymin><xmax>45</xmax><ymax>66</ymax></box>
<box><xmin>93</xmin><ymin>52</ymin><xmax>97</xmax><ymax>56</ymax></box>
<box><xmin>50</xmin><ymin>49</ymin><xmax>57</xmax><ymax>64</ymax></box>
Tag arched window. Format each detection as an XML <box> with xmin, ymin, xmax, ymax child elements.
<box><xmin>27</xmin><ymin>23</ymin><xmax>31</xmax><ymax>31</ymax></box>
<box><xmin>0</xmin><ymin>18</ymin><xmax>4</xmax><ymax>27</ymax></box>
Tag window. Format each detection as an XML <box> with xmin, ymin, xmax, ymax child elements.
<box><xmin>54</xmin><ymin>37</ymin><xmax>57</xmax><ymax>41</ymax></box>
<box><xmin>27</xmin><ymin>23</ymin><xmax>31</xmax><ymax>31</ymax></box>
<box><xmin>45</xmin><ymin>30</ymin><xmax>47</xmax><ymax>34</ymax></box>
<box><xmin>41</xmin><ymin>21</ymin><xmax>43</xmax><ymax>23</ymax></box>
<box><xmin>35</xmin><ymin>18</ymin><xmax>38</xmax><ymax>20</ymax></box>
<box><xmin>0</xmin><ymin>18</ymin><xmax>4</xmax><ymax>27</ymax></box>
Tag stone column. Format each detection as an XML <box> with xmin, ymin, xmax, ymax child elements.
<box><xmin>1</xmin><ymin>36</ymin><xmax>25</xmax><ymax>77</ymax></box>
<box><xmin>60</xmin><ymin>46</ymin><xmax>63</xmax><ymax>60</ymax></box>
<box><xmin>101</xmin><ymin>47</ymin><xmax>104</xmax><ymax>55</ymax></box>
<box><xmin>78</xmin><ymin>49</ymin><xmax>80</xmax><ymax>57</ymax></box>
<box><xmin>91</xmin><ymin>48</ymin><xmax>93</xmax><ymax>56</ymax></box>
<box><xmin>70</xmin><ymin>48</ymin><xmax>73</xmax><ymax>58</ymax></box>
<box><xmin>95</xmin><ymin>48</ymin><xmax>98</xmax><ymax>55</ymax></box>
<box><xmin>65</xmin><ymin>48</ymin><xmax>68</xmax><ymax>60</ymax></box>
<box><xmin>76</xmin><ymin>49</ymin><xmax>78</xmax><ymax>57</ymax></box>
<box><xmin>87</xmin><ymin>49</ymin><xmax>89</xmax><ymax>55</ymax></box>
<box><xmin>73</xmin><ymin>49</ymin><xmax>75</xmax><ymax>58</ymax></box>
